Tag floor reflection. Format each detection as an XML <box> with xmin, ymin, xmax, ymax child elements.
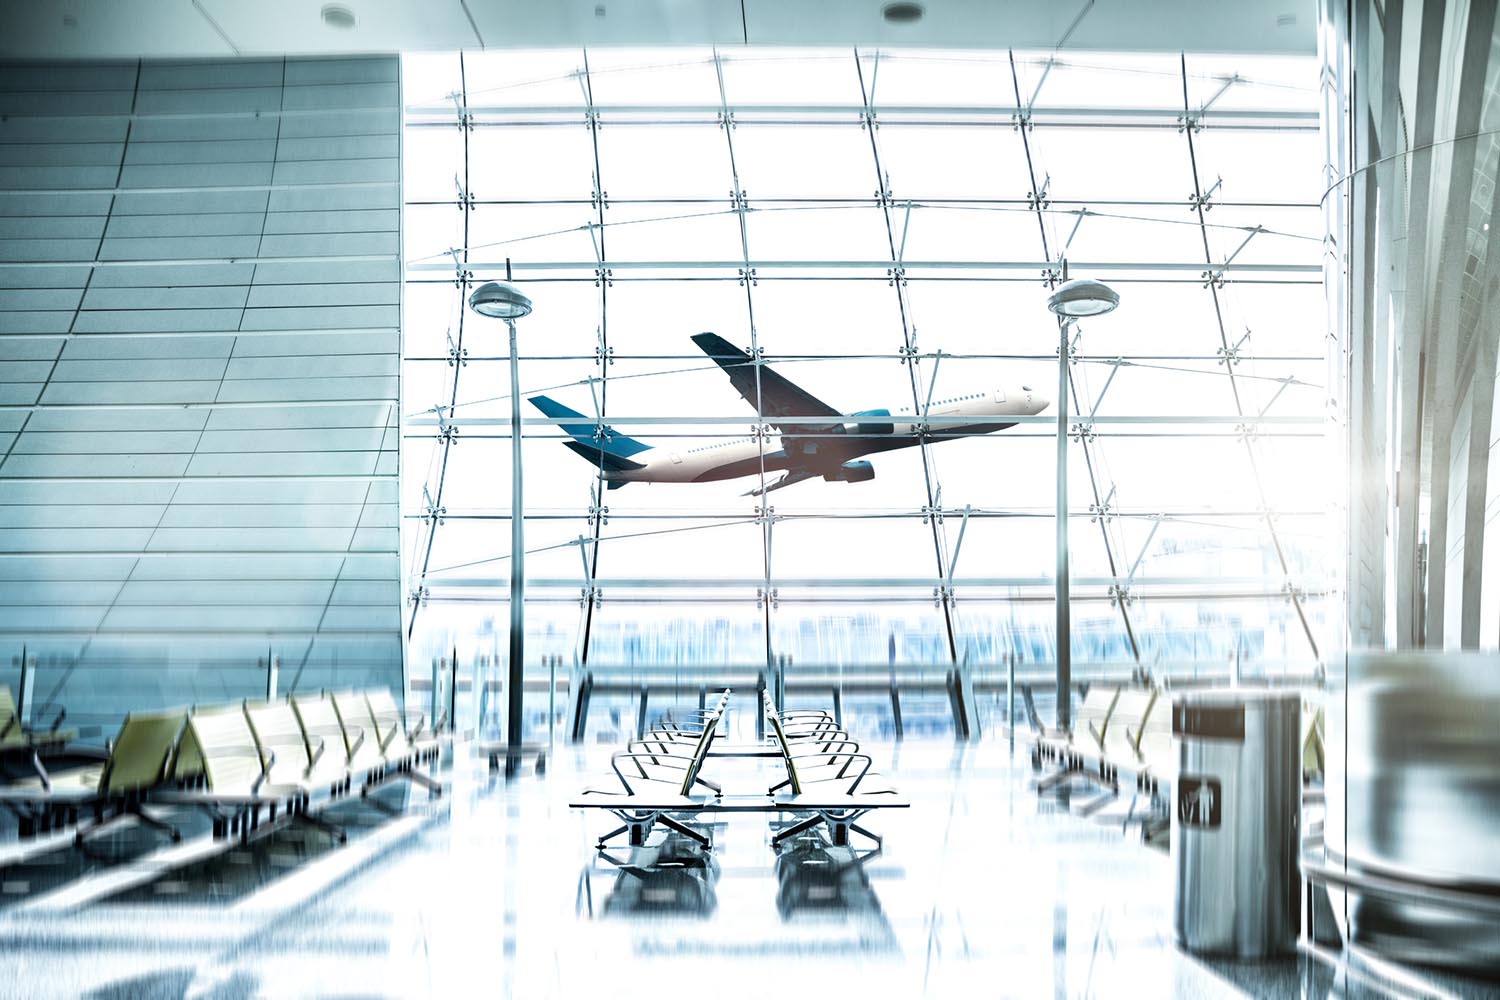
<box><xmin>2</xmin><ymin>739</ymin><xmax>1498</xmax><ymax>999</ymax></box>
<box><xmin>590</xmin><ymin>829</ymin><xmax>720</xmax><ymax>918</ymax></box>
<box><xmin>773</xmin><ymin>829</ymin><xmax>884</xmax><ymax>922</ymax></box>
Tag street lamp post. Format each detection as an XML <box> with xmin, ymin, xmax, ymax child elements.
<box><xmin>468</xmin><ymin>280</ymin><xmax>533</xmax><ymax>777</ymax></box>
<box><xmin>1046</xmin><ymin>277</ymin><xmax>1119</xmax><ymax>731</ymax></box>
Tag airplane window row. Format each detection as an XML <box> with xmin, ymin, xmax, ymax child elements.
<box><xmin>896</xmin><ymin>392</ymin><xmax>989</xmax><ymax>413</ymax></box>
<box><xmin>688</xmin><ymin>438</ymin><xmax>753</xmax><ymax>454</ymax></box>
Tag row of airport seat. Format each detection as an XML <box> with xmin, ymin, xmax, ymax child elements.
<box><xmin>0</xmin><ymin>688</ymin><xmax>442</xmax><ymax>844</ymax></box>
<box><xmin>573</xmin><ymin>689</ymin><xmax>905</xmax><ymax>852</ymax></box>
<box><xmin>1028</xmin><ymin>684</ymin><xmax>1325</xmax><ymax>837</ymax></box>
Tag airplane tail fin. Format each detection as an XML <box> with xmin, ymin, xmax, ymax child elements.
<box><xmin>529</xmin><ymin>395</ymin><xmax>650</xmax><ymax>473</ymax></box>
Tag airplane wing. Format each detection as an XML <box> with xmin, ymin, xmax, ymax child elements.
<box><xmin>691</xmin><ymin>333</ymin><xmax>842</xmax><ymax>433</ymax></box>
<box><xmin>743</xmin><ymin>468</ymin><xmax>818</xmax><ymax>497</ymax></box>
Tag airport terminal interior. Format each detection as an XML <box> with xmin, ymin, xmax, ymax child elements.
<box><xmin>1</xmin><ymin>0</ymin><xmax>1498</xmax><ymax>996</ymax></box>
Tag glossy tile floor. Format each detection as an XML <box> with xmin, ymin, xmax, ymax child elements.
<box><xmin>0</xmin><ymin>733</ymin><xmax>1495</xmax><ymax>999</ymax></box>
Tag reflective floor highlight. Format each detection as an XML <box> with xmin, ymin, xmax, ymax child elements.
<box><xmin>0</xmin><ymin>737</ymin><xmax>1495</xmax><ymax>999</ymax></box>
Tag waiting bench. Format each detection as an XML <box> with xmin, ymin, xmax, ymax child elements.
<box><xmin>1</xmin><ymin>687</ymin><xmax>441</xmax><ymax>846</ymax></box>
<box><xmin>571</xmin><ymin>689</ymin><xmax>907</xmax><ymax>853</ymax></box>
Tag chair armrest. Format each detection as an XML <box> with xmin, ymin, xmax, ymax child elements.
<box><xmin>0</xmin><ymin>716</ymin><xmax>16</xmax><ymax>741</ymax></box>
<box><xmin>43</xmin><ymin>706</ymin><xmax>67</xmax><ymax>734</ymax></box>
<box><xmin>611</xmin><ymin>752</ymin><xmax>690</xmax><ymax>771</ymax></box>
<box><xmin>345</xmin><ymin>725</ymin><xmax>366</xmax><ymax>759</ymax></box>
<box><xmin>841</xmin><ymin>753</ymin><xmax>875</xmax><ymax>791</ymax></box>
<box><xmin>379</xmin><ymin>726</ymin><xmax>400</xmax><ymax>753</ymax></box>
<box><xmin>1087</xmin><ymin>720</ymin><xmax>1105</xmax><ymax>750</ymax></box>
<box><xmin>626</xmin><ymin>739</ymin><xmax>694</xmax><ymax>763</ymax></box>
<box><xmin>641</xmin><ymin>726</ymin><xmax>702</xmax><ymax>742</ymax></box>
<box><xmin>820</xmin><ymin>753</ymin><xmax>875</xmax><ymax>792</ymax></box>
<box><xmin>304</xmin><ymin>735</ymin><xmax>326</xmax><ymax>778</ymax></box>
<box><xmin>609</xmin><ymin>752</ymin><xmax>691</xmax><ymax>793</ymax></box>
<box><xmin>252</xmin><ymin>748</ymin><xmax>276</xmax><ymax>795</ymax></box>
<box><xmin>207</xmin><ymin>746</ymin><xmax>277</xmax><ymax>795</ymax></box>
<box><xmin>788</xmin><ymin>739</ymin><xmax>860</xmax><ymax>757</ymax></box>
<box><xmin>781</xmin><ymin>719</ymin><xmax>841</xmax><ymax>734</ymax></box>
<box><xmin>30</xmin><ymin>750</ymin><xmax>51</xmax><ymax>792</ymax></box>
<box><xmin>403</xmin><ymin>710</ymin><xmax>426</xmax><ymax>740</ymax></box>
<box><xmin>792</xmin><ymin>734</ymin><xmax>864</xmax><ymax>749</ymax></box>
<box><xmin>784</xmin><ymin>726</ymin><xmax>851</xmax><ymax>740</ymax></box>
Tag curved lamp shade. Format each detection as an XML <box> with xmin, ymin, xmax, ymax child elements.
<box><xmin>1047</xmin><ymin>278</ymin><xmax>1119</xmax><ymax>318</ymax></box>
<box><xmin>468</xmin><ymin>281</ymin><xmax>533</xmax><ymax>320</ymax></box>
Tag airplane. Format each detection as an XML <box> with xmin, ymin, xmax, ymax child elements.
<box><xmin>529</xmin><ymin>332</ymin><xmax>1049</xmax><ymax>496</ymax></box>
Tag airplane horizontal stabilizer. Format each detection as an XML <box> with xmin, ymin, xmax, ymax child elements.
<box><xmin>561</xmin><ymin>440</ymin><xmax>645</xmax><ymax>473</ymax></box>
<box><xmin>530</xmin><ymin>395</ymin><xmax>650</xmax><ymax>473</ymax></box>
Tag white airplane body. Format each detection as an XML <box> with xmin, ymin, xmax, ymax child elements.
<box><xmin>531</xmin><ymin>333</ymin><xmax>1049</xmax><ymax>496</ymax></box>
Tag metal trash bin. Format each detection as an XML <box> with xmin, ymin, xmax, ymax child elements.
<box><xmin>1172</xmin><ymin>689</ymin><xmax>1300</xmax><ymax>958</ymax></box>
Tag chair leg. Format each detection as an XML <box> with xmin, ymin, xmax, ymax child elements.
<box><xmin>406</xmin><ymin>769</ymin><xmax>444</xmax><ymax>796</ymax></box>
<box><xmin>770</xmin><ymin>814</ymin><xmax>822</xmax><ymax>847</ymax></box>
<box><xmin>1073</xmin><ymin>792</ymin><xmax>1116</xmax><ymax>818</ymax></box>
<box><xmin>658</xmin><ymin>815</ymin><xmax>711</xmax><ymax>848</ymax></box>
<box><xmin>296</xmin><ymin>811</ymin><xmax>348</xmax><ymax>844</ymax></box>
<box><xmin>128</xmin><ymin>804</ymin><xmax>181</xmax><ymax>842</ymax></box>
<box><xmin>75</xmin><ymin>802</ymin><xmax>179</xmax><ymax>845</ymax></box>
<box><xmin>595</xmin><ymin>823</ymin><xmax>629</xmax><ymax>848</ymax></box>
<box><xmin>363</xmin><ymin>794</ymin><xmax>402</xmax><ymax>816</ymax></box>
<box><xmin>1034</xmin><ymin>767</ymin><xmax>1081</xmax><ymax>792</ymax></box>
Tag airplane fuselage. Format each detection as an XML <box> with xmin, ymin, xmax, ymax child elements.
<box><xmin>605</xmin><ymin>385</ymin><xmax>1045</xmax><ymax>486</ymax></box>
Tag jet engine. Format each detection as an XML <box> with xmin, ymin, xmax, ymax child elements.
<box><xmin>824</xmin><ymin>459</ymin><xmax>875</xmax><ymax>483</ymax></box>
<box><xmin>842</xmin><ymin>408</ymin><xmax>894</xmax><ymax>437</ymax></box>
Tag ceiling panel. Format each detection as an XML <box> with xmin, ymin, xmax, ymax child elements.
<box><xmin>0</xmin><ymin>0</ymin><xmax>1315</xmax><ymax>59</ymax></box>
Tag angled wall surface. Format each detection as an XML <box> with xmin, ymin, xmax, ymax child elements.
<box><xmin>0</xmin><ymin>56</ymin><xmax>403</xmax><ymax>733</ymax></box>
<box><xmin>1336</xmin><ymin>0</ymin><xmax>1500</xmax><ymax>651</ymax></box>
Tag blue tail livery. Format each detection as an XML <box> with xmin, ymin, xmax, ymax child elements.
<box><xmin>528</xmin><ymin>395</ymin><xmax>650</xmax><ymax>473</ymax></box>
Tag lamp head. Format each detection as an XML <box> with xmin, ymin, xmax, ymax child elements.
<box><xmin>1047</xmin><ymin>278</ymin><xmax>1119</xmax><ymax>318</ymax></box>
<box><xmin>468</xmin><ymin>281</ymin><xmax>533</xmax><ymax>320</ymax></box>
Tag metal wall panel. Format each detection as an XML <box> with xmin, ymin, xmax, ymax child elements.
<box><xmin>0</xmin><ymin>56</ymin><xmax>403</xmax><ymax>733</ymax></box>
<box><xmin>1336</xmin><ymin>0</ymin><xmax>1500</xmax><ymax>650</ymax></box>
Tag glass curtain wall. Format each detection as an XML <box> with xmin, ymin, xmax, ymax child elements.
<box><xmin>399</xmin><ymin>48</ymin><xmax>1329</xmax><ymax>738</ymax></box>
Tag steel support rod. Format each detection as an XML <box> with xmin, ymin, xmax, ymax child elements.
<box><xmin>1056</xmin><ymin>315</ymin><xmax>1072</xmax><ymax>730</ymax></box>
<box><xmin>506</xmin><ymin>317</ymin><xmax>525</xmax><ymax>777</ymax></box>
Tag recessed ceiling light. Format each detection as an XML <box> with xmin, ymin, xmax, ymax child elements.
<box><xmin>62</xmin><ymin>14</ymin><xmax>78</xmax><ymax>28</ymax></box>
<box><xmin>321</xmin><ymin>4</ymin><xmax>357</xmax><ymax>29</ymax></box>
<box><xmin>883</xmin><ymin>2</ymin><xmax>925</xmax><ymax>24</ymax></box>
<box><xmin>1276</xmin><ymin>12</ymin><xmax>1297</xmax><ymax>26</ymax></box>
